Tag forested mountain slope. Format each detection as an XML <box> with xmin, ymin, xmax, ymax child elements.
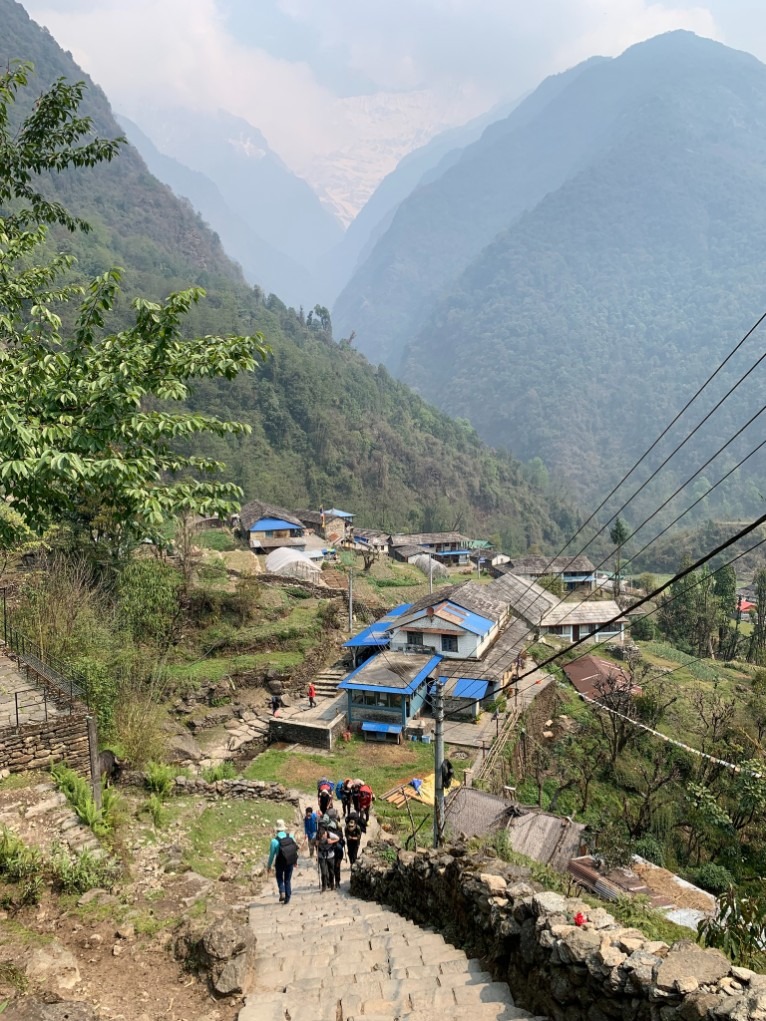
<box><xmin>0</xmin><ymin>0</ymin><xmax>576</xmax><ymax>551</ymax></box>
<box><xmin>332</xmin><ymin>55</ymin><xmax>607</xmax><ymax>368</ymax></box>
<box><xmin>403</xmin><ymin>32</ymin><xmax>766</xmax><ymax>511</ymax></box>
<box><xmin>336</xmin><ymin>31</ymin><xmax>766</xmax><ymax>519</ymax></box>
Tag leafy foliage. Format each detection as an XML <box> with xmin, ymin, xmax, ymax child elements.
<box><xmin>698</xmin><ymin>886</ymin><xmax>766</xmax><ymax>968</ymax></box>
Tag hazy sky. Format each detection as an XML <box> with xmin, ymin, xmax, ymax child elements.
<box><xmin>18</xmin><ymin>1</ymin><xmax>766</xmax><ymax>184</ymax></box>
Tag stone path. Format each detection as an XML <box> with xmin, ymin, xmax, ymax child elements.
<box><xmin>239</xmin><ymin>810</ymin><xmax>542</xmax><ymax>1021</ymax></box>
<box><xmin>0</xmin><ymin>651</ymin><xmax>67</xmax><ymax>728</ymax></box>
<box><xmin>0</xmin><ymin>780</ymin><xmax>102</xmax><ymax>856</ymax></box>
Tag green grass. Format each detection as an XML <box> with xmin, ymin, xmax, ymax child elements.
<box><xmin>0</xmin><ymin>772</ymin><xmax>39</xmax><ymax>793</ymax></box>
<box><xmin>182</xmin><ymin>799</ymin><xmax>287</xmax><ymax>879</ymax></box>
<box><xmin>164</xmin><ymin>650</ymin><xmax>303</xmax><ymax>685</ymax></box>
<box><xmin>197</xmin><ymin>529</ymin><xmax>238</xmax><ymax>552</ymax></box>
<box><xmin>244</xmin><ymin>737</ymin><xmax>434</xmax><ymax>792</ymax></box>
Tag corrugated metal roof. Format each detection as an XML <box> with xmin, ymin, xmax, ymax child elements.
<box><xmin>362</xmin><ymin>721</ymin><xmax>402</xmax><ymax>734</ymax></box>
<box><xmin>238</xmin><ymin>499</ymin><xmax>303</xmax><ymax>531</ymax></box>
<box><xmin>541</xmin><ymin>600</ymin><xmax>625</xmax><ymax>626</ymax></box>
<box><xmin>506</xmin><ymin>555</ymin><xmax>596</xmax><ymax>575</ymax></box>
<box><xmin>326</xmin><ymin>508</ymin><xmax>354</xmax><ymax>518</ymax></box>
<box><xmin>343</xmin><ymin>603</ymin><xmax>413</xmax><ymax>647</ymax></box>
<box><xmin>339</xmin><ymin>652</ymin><xmax>442</xmax><ymax>694</ymax></box>
<box><xmin>450</xmin><ymin>678</ymin><xmax>489</xmax><ymax>700</ymax></box>
<box><xmin>490</xmin><ymin>573</ymin><xmax>558</xmax><ymax>624</ymax></box>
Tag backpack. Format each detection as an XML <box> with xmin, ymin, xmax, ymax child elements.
<box><xmin>335</xmin><ymin>780</ymin><xmax>345</xmax><ymax>799</ymax></box>
<box><xmin>358</xmin><ymin>784</ymin><xmax>373</xmax><ymax>809</ymax></box>
<box><xmin>276</xmin><ymin>834</ymin><xmax>299</xmax><ymax>867</ymax></box>
<box><xmin>317</xmin><ymin>777</ymin><xmax>333</xmax><ymax>793</ymax></box>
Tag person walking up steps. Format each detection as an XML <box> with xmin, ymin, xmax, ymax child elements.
<box><xmin>344</xmin><ymin>811</ymin><xmax>362</xmax><ymax>867</ymax></box>
<box><xmin>316</xmin><ymin>815</ymin><xmax>339</xmax><ymax>892</ymax></box>
<box><xmin>303</xmin><ymin>806</ymin><xmax>318</xmax><ymax>858</ymax></box>
<box><xmin>267</xmin><ymin>819</ymin><xmax>299</xmax><ymax>904</ymax></box>
<box><xmin>307</xmin><ymin>681</ymin><xmax>316</xmax><ymax>708</ymax></box>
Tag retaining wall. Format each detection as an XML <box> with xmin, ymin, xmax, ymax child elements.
<box><xmin>269</xmin><ymin>712</ymin><xmax>347</xmax><ymax>750</ymax></box>
<box><xmin>0</xmin><ymin>713</ymin><xmax>91</xmax><ymax>777</ymax></box>
<box><xmin>351</xmin><ymin>844</ymin><xmax>765</xmax><ymax>1021</ymax></box>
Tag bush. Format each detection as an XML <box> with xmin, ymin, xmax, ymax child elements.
<box><xmin>50</xmin><ymin>763</ymin><xmax>117</xmax><ymax>838</ymax></box>
<box><xmin>118</xmin><ymin>559</ymin><xmax>182</xmax><ymax>647</ymax></box>
<box><xmin>112</xmin><ymin>685</ymin><xmax>168</xmax><ymax>766</ymax></box>
<box><xmin>49</xmin><ymin>846</ymin><xmax>120</xmax><ymax>894</ymax></box>
<box><xmin>630</xmin><ymin>616</ymin><xmax>657</xmax><ymax>641</ymax></box>
<box><xmin>0</xmin><ymin>827</ymin><xmax>44</xmax><ymax>907</ymax></box>
<box><xmin>633</xmin><ymin>834</ymin><xmax>665</xmax><ymax>867</ymax></box>
<box><xmin>693</xmin><ymin>862</ymin><xmax>735</xmax><ymax>895</ymax></box>
<box><xmin>142</xmin><ymin>793</ymin><xmax>167</xmax><ymax>828</ymax></box>
<box><xmin>698</xmin><ymin>885</ymin><xmax>766</xmax><ymax>968</ymax></box>
<box><xmin>201</xmin><ymin>761</ymin><xmax>237</xmax><ymax>782</ymax></box>
<box><xmin>145</xmin><ymin>762</ymin><xmax>176</xmax><ymax>799</ymax></box>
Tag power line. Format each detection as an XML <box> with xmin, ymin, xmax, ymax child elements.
<box><xmin>441</xmin><ymin>522</ymin><xmax>766</xmax><ymax>725</ymax></box>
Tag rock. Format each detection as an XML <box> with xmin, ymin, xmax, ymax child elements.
<box><xmin>7</xmin><ymin>1001</ymin><xmax>102</xmax><ymax>1021</ymax></box>
<box><xmin>212</xmin><ymin>952</ymin><xmax>254</xmax><ymax>995</ymax></box>
<box><xmin>617</xmin><ymin>936</ymin><xmax>645</xmax><ymax>954</ymax></box>
<box><xmin>111</xmin><ymin>944</ymin><xmax>123</xmax><ymax>957</ymax></box>
<box><xmin>655</xmin><ymin>944</ymin><xmax>732</xmax><ymax>992</ymax></box>
<box><xmin>557</xmin><ymin>927</ymin><xmax>601</xmax><ymax>963</ymax></box>
<box><xmin>202</xmin><ymin>917</ymin><xmax>250</xmax><ymax>960</ymax></box>
<box><xmin>731</xmin><ymin>967</ymin><xmax>756</xmax><ymax>983</ymax></box>
<box><xmin>26</xmin><ymin>942</ymin><xmax>81</xmax><ymax>992</ymax></box>
<box><xmin>166</xmin><ymin>731</ymin><xmax>204</xmax><ymax>763</ymax></box>
<box><xmin>678</xmin><ymin>991</ymin><xmax>725</xmax><ymax>1021</ymax></box>
<box><xmin>479</xmin><ymin>873</ymin><xmax>507</xmax><ymax>896</ymax></box>
<box><xmin>115</xmin><ymin>923</ymin><xmax>135</xmax><ymax>940</ymax></box>
<box><xmin>532</xmin><ymin>891</ymin><xmax>567</xmax><ymax>916</ymax></box>
<box><xmin>77</xmin><ymin>888</ymin><xmax>114</xmax><ymax>906</ymax></box>
<box><xmin>675</xmin><ymin>976</ymin><xmax>700</xmax><ymax>994</ymax></box>
<box><xmin>587</xmin><ymin>908</ymin><xmax>615</xmax><ymax>929</ymax></box>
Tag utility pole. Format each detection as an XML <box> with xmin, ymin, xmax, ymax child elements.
<box><xmin>433</xmin><ymin>680</ymin><xmax>445</xmax><ymax>848</ymax></box>
<box><xmin>348</xmin><ymin>568</ymin><xmax>354</xmax><ymax>633</ymax></box>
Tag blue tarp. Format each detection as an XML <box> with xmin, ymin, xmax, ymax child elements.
<box><xmin>361</xmin><ymin>721</ymin><xmax>402</xmax><ymax>734</ymax></box>
<box><xmin>250</xmin><ymin>517</ymin><xmax>301</xmax><ymax>531</ymax></box>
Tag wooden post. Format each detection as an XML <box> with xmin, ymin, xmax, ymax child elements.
<box><xmin>86</xmin><ymin>716</ymin><xmax>102</xmax><ymax>810</ymax></box>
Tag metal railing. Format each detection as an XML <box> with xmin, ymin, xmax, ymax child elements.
<box><xmin>1</xmin><ymin>589</ymin><xmax>90</xmax><ymax>711</ymax></box>
<box><xmin>1</xmin><ymin>686</ymin><xmax>55</xmax><ymax>729</ymax></box>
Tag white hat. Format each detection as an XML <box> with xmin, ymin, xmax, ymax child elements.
<box><xmin>275</xmin><ymin>819</ymin><xmax>287</xmax><ymax>831</ymax></box>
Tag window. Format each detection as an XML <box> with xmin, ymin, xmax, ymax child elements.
<box><xmin>406</xmin><ymin>632</ymin><xmax>423</xmax><ymax>646</ymax></box>
<box><xmin>265</xmin><ymin>530</ymin><xmax>274</xmax><ymax>538</ymax></box>
<box><xmin>441</xmin><ymin>634</ymin><xmax>459</xmax><ymax>653</ymax></box>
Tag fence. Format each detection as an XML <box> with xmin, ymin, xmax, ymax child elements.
<box><xmin>1</xmin><ymin>588</ymin><xmax>90</xmax><ymax>711</ymax></box>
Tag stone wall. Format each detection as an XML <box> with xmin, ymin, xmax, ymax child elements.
<box><xmin>172</xmin><ymin>776</ymin><xmax>300</xmax><ymax>805</ymax></box>
<box><xmin>269</xmin><ymin>712</ymin><xmax>347</xmax><ymax>750</ymax></box>
<box><xmin>0</xmin><ymin>713</ymin><xmax>91</xmax><ymax>777</ymax></box>
<box><xmin>351</xmin><ymin>844</ymin><xmax>765</xmax><ymax>1021</ymax></box>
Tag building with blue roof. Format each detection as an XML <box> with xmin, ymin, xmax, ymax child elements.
<box><xmin>237</xmin><ymin>499</ymin><xmax>306</xmax><ymax>552</ymax></box>
<box><xmin>388</xmin><ymin>597</ymin><xmax>499</xmax><ymax>660</ymax></box>
<box><xmin>338</xmin><ymin>651</ymin><xmax>442</xmax><ymax>741</ymax></box>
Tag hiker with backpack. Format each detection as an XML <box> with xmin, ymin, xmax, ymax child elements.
<box><xmin>316</xmin><ymin>814</ymin><xmax>340</xmax><ymax>892</ymax></box>
<box><xmin>344</xmin><ymin>811</ymin><xmax>363</xmax><ymax>867</ymax></box>
<box><xmin>358</xmin><ymin>783</ymin><xmax>374</xmax><ymax>825</ymax></box>
<box><xmin>317</xmin><ymin>778</ymin><xmax>334</xmax><ymax>815</ymax></box>
<box><xmin>340</xmin><ymin>777</ymin><xmax>353</xmax><ymax>819</ymax></box>
<box><xmin>303</xmin><ymin>806</ymin><xmax>318</xmax><ymax>858</ymax></box>
<box><xmin>267</xmin><ymin>819</ymin><xmax>299</xmax><ymax>904</ymax></box>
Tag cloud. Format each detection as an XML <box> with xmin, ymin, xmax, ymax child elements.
<box><xmin>21</xmin><ymin>0</ymin><xmax>725</xmax><ymax>192</ymax></box>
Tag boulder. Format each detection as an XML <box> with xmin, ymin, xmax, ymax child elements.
<box><xmin>6</xmin><ymin>1000</ymin><xmax>101</xmax><ymax>1020</ymax></box>
<box><xmin>166</xmin><ymin>731</ymin><xmax>204</xmax><ymax>763</ymax></box>
<box><xmin>655</xmin><ymin>943</ymin><xmax>731</xmax><ymax>992</ymax></box>
<box><xmin>26</xmin><ymin>942</ymin><xmax>81</xmax><ymax>992</ymax></box>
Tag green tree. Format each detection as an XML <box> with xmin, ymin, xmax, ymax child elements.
<box><xmin>0</xmin><ymin>64</ymin><xmax>267</xmax><ymax>555</ymax></box>
<box><xmin>609</xmin><ymin>517</ymin><xmax>630</xmax><ymax>597</ymax></box>
<box><xmin>748</xmin><ymin>568</ymin><xmax>766</xmax><ymax>665</ymax></box>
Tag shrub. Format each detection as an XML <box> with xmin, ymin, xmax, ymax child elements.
<box><xmin>693</xmin><ymin>862</ymin><xmax>735</xmax><ymax>895</ymax></box>
<box><xmin>630</xmin><ymin>616</ymin><xmax>657</xmax><ymax>641</ymax></box>
<box><xmin>145</xmin><ymin>762</ymin><xmax>176</xmax><ymax>799</ymax></box>
<box><xmin>143</xmin><ymin>793</ymin><xmax>167</xmax><ymax>828</ymax></box>
<box><xmin>0</xmin><ymin>827</ymin><xmax>44</xmax><ymax>907</ymax></box>
<box><xmin>117</xmin><ymin>559</ymin><xmax>182</xmax><ymax>648</ymax></box>
<box><xmin>698</xmin><ymin>885</ymin><xmax>766</xmax><ymax>968</ymax></box>
<box><xmin>112</xmin><ymin>685</ymin><xmax>168</xmax><ymax>766</ymax></box>
<box><xmin>201</xmin><ymin>762</ymin><xmax>237</xmax><ymax>783</ymax></box>
<box><xmin>633</xmin><ymin>834</ymin><xmax>665</xmax><ymax>867</ymax></box>
<box><xmin>49</xmin><ymin>846</ymin><xmax>120</xmax><ymax>894</ymax></box>
<box><xmin>50</xmin><ymin>763</ymin><xmax>116</xmax><ymax>838</ymax></box>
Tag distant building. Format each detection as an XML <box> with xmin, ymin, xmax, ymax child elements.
<box><xmin>388</xmin><ymin>531</ymin><xmax>473</xmax><ymax>566</ymax></box>
<box><xmin>562</xmin><ymin>655</ymin><xmax>641</xmax><ymax>701</ymax></box>
<box><xmin>293</xmin><ymin>506</ymin><xmax>354</xmax><ymax>545</ymax></box>
<box><xmin>235</xmin><ymin>500</ymin><xmax>305</xmax><ymax>552</ymax></box>
<box><xmin>501</xmin><ymin>554</ymin><xmax>596</xmax><ymax>591</ymax></box>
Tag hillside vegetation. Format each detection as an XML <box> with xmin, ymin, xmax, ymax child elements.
<box><xmin>0</xmin><ymin>0</ymin><xmax>575</xmax><ymax>550</ymax></box>
<box><xmin>337</xmin><ymin>32</ymin><xmax>766</xmax><ymax>523</ymax></box>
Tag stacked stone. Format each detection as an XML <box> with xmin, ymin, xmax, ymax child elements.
<box><xmin>172</xmin><ymin>776</ymin><xmax>300</xmax><ymax>804</ymax></box>
<box><xmin>224</xmin><ymin>712</ymin><xmax>270</xmax><ymax>754</ymax></box>
<box><xmin>0</xmin><ymin>714</ymin><xmax>89</xmax><ymax>776</ymax></box>
<box><xmin>351</xmin><ymin>845</ymin><xmax>766</xmax><ymax>1021</ymax></box>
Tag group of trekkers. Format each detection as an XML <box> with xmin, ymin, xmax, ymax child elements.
<box><xmin>266</xmin><ymin>777</ymin><xmax>375</xmax><ymax>902</ymax></box>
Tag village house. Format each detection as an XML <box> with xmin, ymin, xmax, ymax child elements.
<box><xmin>338</xmin><ymin>581</ymin><xmax>531</xmax><ymax>731</ymax></box>
<box><xmin>293</xmin><ymin>506</ymin><xmax>354</xmax><ymax>545</ymax></box>
<box><xmin>562</xmin><ymin>654</ymin><xmax>642</xmax><ymax>702</ymax></box>
<box><xmin>468</xmin><ymin>550</ymin><xmax>511</xmax><ymax>571</ymax></box>
<box><xmin>499</xmin><ymin>554</ymin><xmax>597</xmax><ymax>591</ymax></box>
<box><xmin>388</xmin><ymin>531</ymin><xmax>473</xmax><ymax>566</ymax></box>
<box><xmin>338</xmin><ymin>650</ymin><xmax>442</xmax><ymax>742</ymax></box>
<box><xmin>493</xmin><ymin>570</ymin><xmax>626</xmax><ymax>643</ymax></box>
<box><xmin>235</xmin><ymin>500</ymin><xmax>306</xmax><ymax>552</ymax></box>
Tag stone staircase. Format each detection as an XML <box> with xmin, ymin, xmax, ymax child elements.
<box><xmin>0</xmin><ymin>780</ymin><xmax>102</xmax><ymax>857</ymax></box>
<box><xmin>313</xmin><ymin>664</ymin><xmax>347</xmax><ymax>699</ymax></box>
<box><xmin>240</xmin><ymin>859</ymin><xmax>543</xmax><ymax>1021</ymax></box>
